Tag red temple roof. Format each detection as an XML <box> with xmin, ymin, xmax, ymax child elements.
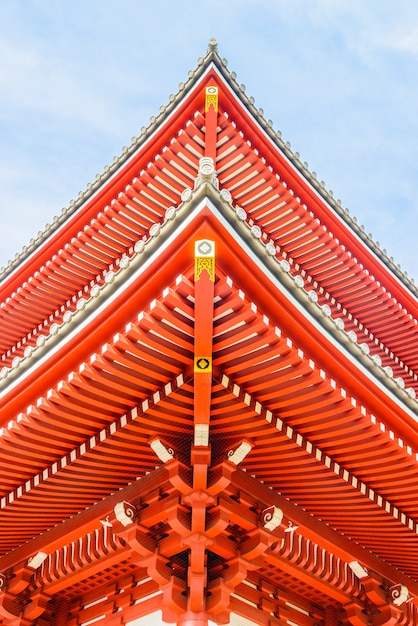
<box><xmin>0</xmin><ymin>40</ymin><xmax>417</xmax><ymax>626</ymax></box>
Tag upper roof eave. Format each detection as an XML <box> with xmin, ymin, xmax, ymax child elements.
<box><xmin>1</xmin><ymin>39</ymin><xmax>416</xmax><ymax>305</ymax></box>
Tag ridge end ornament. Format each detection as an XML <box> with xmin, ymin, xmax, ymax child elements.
<box><xmin>195</xmin><ymin>157</ymin><xmax>218</xmax><ymax>188</ymax></box>
<box><xmin>194</xmin><ymin>239</ymin><xmax>215</xmax><ymax>282</ymax></box>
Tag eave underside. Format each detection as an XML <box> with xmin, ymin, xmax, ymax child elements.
<box><xmin>1</xmin><ymin>263</ymin><xmax>418</xmax><ymax>589</ymax></box>
<box><xmin>1</xmin><ymin>47</ymin><xmax>418</xmax><ymax>625</ymax></box>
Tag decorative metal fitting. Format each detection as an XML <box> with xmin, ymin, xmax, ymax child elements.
<box><xmin>349</xmin><ymin>561</ymin><xmax>368</xmax><ymax>579</ymax></box>
<box><xmin>114</xmin><ymin>501</ymin><xmax>137</xmax><ymax>527</ymax></box>
<box><xmin>390</xmin><ymin>583</ymin><xmax>410</xmax><ymax>606</ymax></box>
<box><xmin>149</xmin><ymin>438</ymin><xmax>175</xmax><ymax>463</ymax></box>
<box><xmin>227</xmin><ymin>441</ymin><xmax>253</xmax><ymax>465</ymax></box>
<box><xmin>27</xmin><ymin>552</ymin><xmax>48</xmax><ymax>569</ymax></box>
<box><xmin>261</xmin><ymin>505</ymin><xmax>283</xmax><ymax>531</ymax></box>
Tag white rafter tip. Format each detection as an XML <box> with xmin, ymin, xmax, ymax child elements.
<box><xmin>12</xmin><ymin>357</ymin><xmax>21</xmax><ymax>368</ymax></box>
<box><xmin>265</xmin><ymin>242</ymin><xmax>276</xmax><ymax>256</ymax></box>
<box><xmin>349</xmin><ymin>561</ymin><xmax>368</xmax><ymax>579</ymax></box>
<box><xmin>280</xmin><ymin>259</ymin><xmax>290</xmax><ymax>272</ymax></box>
<box><xmin>227</xmin><ymin>440</ymin><xmax>253</xmax><ymax>465</ymax></box>
<box><xmin>149</xmin><ymin>438</ymin><xmax>175</xmax><ymax>463</ymax></box>
<box><xmin>0</xmin><ymin>367</ymin><xmax>9</xmax><ymax>379</ymax></box>
<box><xmin>347</xmin><ymin>330</ymin><xmax>357</xmax><ymax>342</ymax></box>
<box><xmin>395</xmin><ymin>377</ymin><xmax>405</xmax><ymax>389</ymax></box>
<box><xmin>27</xmin><ymin>552</ymin><xmax>48</xmax><ymax>569</ymax></box>
<box><xmin>104</xmin><ymin>271</ymin><xmax>115</xmax><ymax>284</ymax></box>
<box><xmin>321</xmin><ymin>304</ymin><xmax>331</xmax><ymax>317</ymax></box>
<box><xmin>359</xmin><ymin>343</ymin><xmax>370</xmax><ymax>355</ymax></box>
<box><xmin>23</xmin><ymin>346</ymin><xmax>33</xmax><ymax>359</ymax></box>
<box><xmin>307</xmin><ymin>290</ymin><xmax>318</xmax><ymax>303</ymax></box>
<box><xmin>294</xmin><ymin>275</ymin><xmax>304</xmax><ymax>288</ymax></box>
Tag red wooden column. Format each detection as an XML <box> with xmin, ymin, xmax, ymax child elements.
<box><xmin>204</xmin><ymin>86</ymin><xmax>218</xmax><ymax>162</ymax></box>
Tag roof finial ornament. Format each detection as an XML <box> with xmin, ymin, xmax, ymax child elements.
<box><xmin>208</xmin><ymin>38</ymin><xmax>218</xmax><ymax>53</ymax></box>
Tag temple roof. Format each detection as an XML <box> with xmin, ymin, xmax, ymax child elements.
<box><xmin>1</xmin><ymin>42</ymin><xmax>417</xmax><ymax>399</ymax></box>
<box><xmin>1</xmin><ymin>40</ymin><xmax>418</xmax><ymax>624</ymax></box>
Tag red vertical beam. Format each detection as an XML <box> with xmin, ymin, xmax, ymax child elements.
<box><xmin>183</xmin><ymin>239</ymin><xmax>216</xmax><ymax>624</ymax></box>
<box><xmin>193</xmin><ymin>239</ymin><xmax>215</xmax><ymax>473</ymax></box>
<box><xmin>193</xmin><ymin>239</ymin><xmax>215</xmax><ymax>444</ymax></box>
<box><xmin>204</xmin><ymin>86</ymin><xmax>218</xmax><ymax>162</ymax></box>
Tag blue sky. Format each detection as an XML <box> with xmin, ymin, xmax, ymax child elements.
<box><xmin>1</xmin><ymin>0</ymin><xmax>418</xmax><ymax>283</ymax></box>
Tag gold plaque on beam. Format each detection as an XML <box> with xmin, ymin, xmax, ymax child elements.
<box><xmin>205</xmin><ymin>86</ymin><xmax>218</xmax><ymax>112</ymax></box>
<box><xmin>194</xmin><ymin>239</ymin><xmax>215</xmax><ymax>281</ymax></box>
<box><xmin>194</xmin><ymin>356</ymin><xmax>212</xmax><ymax>373</ymax></box>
